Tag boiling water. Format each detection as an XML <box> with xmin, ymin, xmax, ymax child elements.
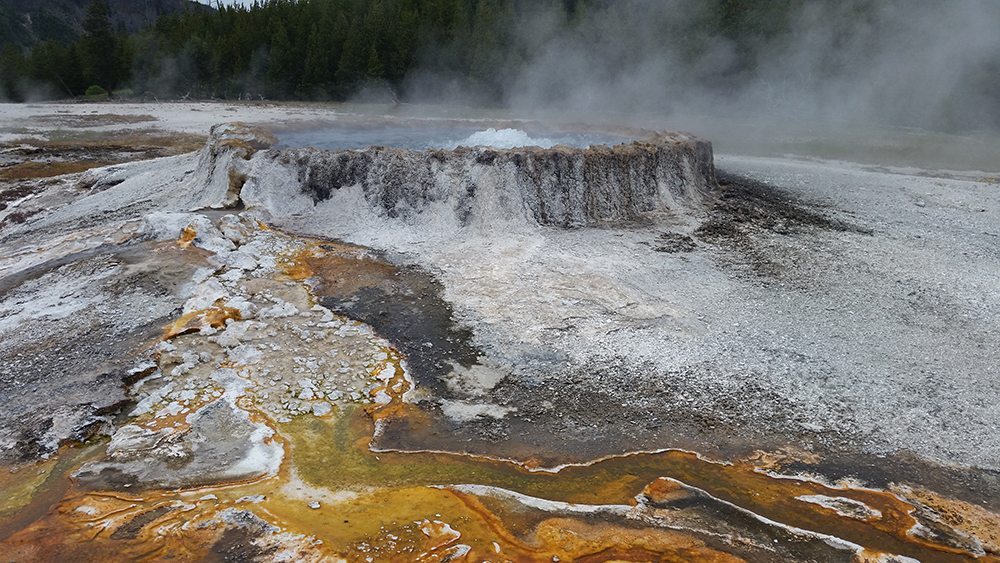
<box><xmin>275</xmin><ymin>125</ymin><xmax>630</xmax><ymax>151</ymax></box>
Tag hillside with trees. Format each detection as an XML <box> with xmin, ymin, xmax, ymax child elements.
<box><xmin>1</xmin><ymin>0</ymin><xmax>998</xmax><ymax>131</ymax></box>
<box><xmin>0</xmin><ymin>0</ymin><xmax>208</xmax><ymax>47</ymax></box>
<box><xmin>0</xmin><ymin>0</ymin><xmax>844</xmax><ymax>101</ymax></box>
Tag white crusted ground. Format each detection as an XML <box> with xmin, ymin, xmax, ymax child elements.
<box><xmin>245</xmin><ymin>139</ymin><xmax>1000</xmax><ymax>470</ymax></box>
<box><xmin>0</xmin><ymin>101</ymin><xmax>344</xmax><ymax>142</ymax></box>
<box><xmin>2</xmin><ymin>103</ymin><xmax>998</xmax><ymax>473</ymax></box>
<box><xmin>71</xmin><ymin>211</ymin><xmax>410</xmax><ymax>488</ymax></box>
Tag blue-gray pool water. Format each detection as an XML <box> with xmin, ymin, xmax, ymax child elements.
<box><xmin>275</xmin><ymin>125</ymin><xmax>631</xmax><ymax>151</ymax></box>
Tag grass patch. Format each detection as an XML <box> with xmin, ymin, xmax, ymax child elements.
<box><xmin>33</xmin><ymin>113</ymin><xmax>159</xmax><ymax>128</ymax></box>
<box><xmin>0</xmin><ymin>160</ymin><xmax>113</xmax><ymax>181</ymax></box>
<box><xmin>0</xmin><ymin>130</ymin><xmax>205</xmax><ymax>180</ymax></box>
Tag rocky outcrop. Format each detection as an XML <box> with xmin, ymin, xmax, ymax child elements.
<box><xmin>192</xmin><ymin>122</ymin><xmax>277</xmax><ymax>208</ymax></box>
<box><xmin>257</xmin><ymin>132</ymin><xmax>715</xmax><ymax>228</ymax></box>
<box><xmin>194</xmin><ymin>125</ymin><xmax>716</xmax><ymax>234</ymax></box>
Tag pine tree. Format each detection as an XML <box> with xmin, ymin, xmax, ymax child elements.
<box><xmin>299</xmin><ymin>23</ymin><xmax>329</xmax><ymax>96</ymax></box>
<box><xmin>336</xmin><ymin>24</ymin><xmax>367</xmax><ymax>88</ymax></box>
<box><xmin>80</xmin><ymin>0</ymin><xmax>119</xmax><ymax>91</ymax></box>
<box><xmin>365</xmin><ymin>45</ymin><xmax>384</xmax><ymax>80</ymax></box>
<box><xmin>469</xmin><ymin>1</ymin><xmax>504</xmax><ymax>88</ymax></box>
<box><xmin>0</xmin><ymin>45</ymin><xmax>26</xmax><ymax>101</ymax></box>
<box><xmin>387</xmin><ymin>1</ymin><xmax>418</xmax><ymax>82</ymax></box>
<box><xmin>266</xmin><ymin>21</ymin><xmax>294</xmax><ymax>97</ymax></box>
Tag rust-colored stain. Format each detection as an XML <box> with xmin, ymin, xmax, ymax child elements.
<box><xmin>163</xmin><ymin>305</ymin><xmax>241</xmax><ymax>339</ymax></box>
<box><xmin>5</xmin><ymin>401</ymin><xmax>996</xmax><ymax>561</ymax></box>
<box><xmin>891</xmin><ymin>484</ymin><xmax>1000</xmax><ymax>555</ymax></box>
<box><xmin>365</xmin><ymin>346</ymin><xmax>413</xmax><ymax>422</ymax></box>
<box><xmin>529</xmin><ymin>518</ymin><xmax>744</xmax><ymax>562</ymax></box>
<box><xmin>176</xmin><ymin>225</ymin><xmax>197</xmax><ymax>248</ymax></box>
<box><xmin>281</xmin><ymin>241</ymin><xmax>398</xmax><ymax>297</ymax></box>
<box><xmin>741</xmin><ymin>446</ymin><xmax>822</xmax><ymax>471</ymax></box>
<box><xmin>3</xmin><ymin>234</ymin><xmax>998</xmax><ymax>562</ymax></box>
<box><xmin>279</xmin><ymin>244</ymin><xmax>318</xmax><ymax>281</ymax></box>
<box><xmin>642</xmin><ymin>476</ymin><xmax>690</xmax><ymax>504</ymax></box>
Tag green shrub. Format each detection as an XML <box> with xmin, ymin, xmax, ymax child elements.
<box><xmin>84</xmin><ymin>85</ymin><xmax>108</xmax><ymax>99</ymax></box>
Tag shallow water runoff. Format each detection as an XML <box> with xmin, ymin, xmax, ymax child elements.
<box><xmin>1</xmin><ymin>117</ymin><xmax>997</xmax><ymax>563</ymax></box>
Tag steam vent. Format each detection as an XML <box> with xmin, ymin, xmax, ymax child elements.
<box><xmin>212</xmin><ymin>121</ymin><xmax>718</xmax><ymax>228</ymax></box>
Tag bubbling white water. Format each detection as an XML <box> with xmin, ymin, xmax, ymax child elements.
<box><xmin>447</xmin><ymin>128</ymin><xmax>557</xmax><ymax>149</ymax></box>
<box><xmin>274</xmin><ymin>125</ymin><xmax>627</xmax><ymax>151</ymax></box>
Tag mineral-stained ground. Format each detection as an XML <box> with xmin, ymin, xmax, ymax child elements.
<box><xmin>1</xmin><ymin>102</ymin><xmax>999</xmax><ymax>562</ymax></box>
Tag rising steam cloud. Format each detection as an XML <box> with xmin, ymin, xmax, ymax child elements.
<box><xmin>408</xmin><ymin>0</ymin><xmax>1000</xmax><ymax>132</ymax></box>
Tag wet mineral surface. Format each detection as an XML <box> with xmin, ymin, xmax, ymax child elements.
<box><xmin>1</xmin><ymin>106</ymin><xmax>999</xmax><ymax>561</ymax></box>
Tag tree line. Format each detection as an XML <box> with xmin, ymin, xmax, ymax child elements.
<box><xmin>0</xmin><ymin>0</ymin><xmax>798</xmax><ymax>102</ymax></box>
